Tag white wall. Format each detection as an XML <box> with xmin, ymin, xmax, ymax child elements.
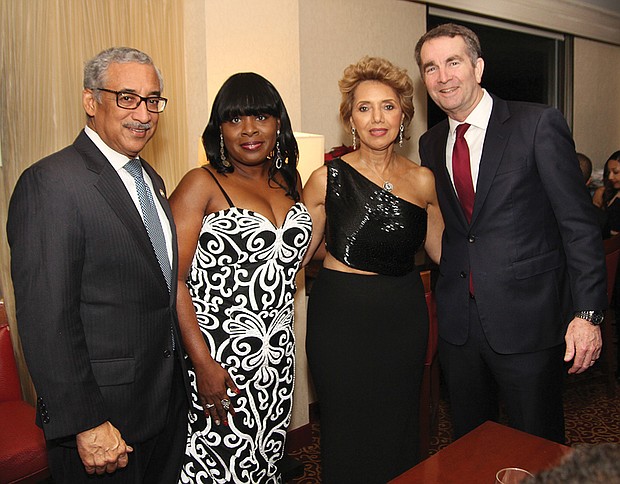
<box><xmin>299</xmin><ymin>0</ymin><xmax>428</xmax><ymax>162</ymax></box>
<box><xmin>183</xmin><ymin>0</ymin><xmax>302</xmax><ymax>170</ymax></box>
<box><xmin>573</xmin><ymin>37</ymin><xmax>620</xmax><ymax>170</ymax></box>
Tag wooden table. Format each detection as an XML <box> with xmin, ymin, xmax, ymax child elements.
<box><xmin>389</xmin><ymin>421</ymin><xmax>572</xmax><ymax>483</ymax></box>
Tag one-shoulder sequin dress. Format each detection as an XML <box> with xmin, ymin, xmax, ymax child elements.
<box><xmin>306</xmin><ymin>158</ymin><xmax>429</xmax><ymax>484</ymax></box>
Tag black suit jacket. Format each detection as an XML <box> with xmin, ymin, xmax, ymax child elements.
<box><xmin>8</xmin><ymin>130</ymin><xmax>186</xmax><ymax>443</ymax></box>
<box><xmin>419</xmin><ymin>94</ymin><xmax>607</xmax><ymax>354</ymax></box>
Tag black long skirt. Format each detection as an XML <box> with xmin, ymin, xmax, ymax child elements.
<box><xmin>306</xmin><ymin>267</ymin><xmax>429</xmax><ymax>484</ymax></box>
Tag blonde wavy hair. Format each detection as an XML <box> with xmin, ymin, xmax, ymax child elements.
<box><xmin>338</xmin><ymin>56</ymin><xmax>414</xmax><ymax>138</ymax></box>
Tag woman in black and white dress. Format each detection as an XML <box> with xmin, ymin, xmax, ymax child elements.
<box><xmin>170</xmin><ymin>73</ymin><xmax>311</xmax><ymax>483</ymax></box>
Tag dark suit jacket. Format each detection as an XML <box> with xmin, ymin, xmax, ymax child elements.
<box><xmin>8</xmin><ymin>130</ymin><xmax>186</xmax><ymax>443</ymax></box>
<box><xmin>419</xmin><ymin>94</ymin><xmax>607</xmax><ymax>354</ymax></box>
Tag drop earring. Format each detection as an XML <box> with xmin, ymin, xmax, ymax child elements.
<box><xmin>351</xmin><ymin>127</ymin><xmax>357</xmax><ymax>150</ymax></box>
<box><xmin>220</xmin><ymin>131</ymin><xmax>231</xmax><ymax>168</ymax></box>
<box><xmin>275</xmin><ymin>129</ymin><xmax>283</xmax><ymax>169</ymax></box>
<box><xmin>399</xmin><ymin>123</ymin><xmax>404</xmax><ymax>148</ymax></box>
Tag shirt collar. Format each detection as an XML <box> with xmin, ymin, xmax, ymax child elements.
<box><xmin>448</xmin><ymin>89</ymin><xmax>494</xmax><ymax>136</ymax></box>
<box><xmin>84</xmin><ymin>125</ymin><xmax>138</xmax><ymax>171</ymax></box>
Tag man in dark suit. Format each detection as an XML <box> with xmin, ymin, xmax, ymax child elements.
<box><xmin>414</xmin><ymin>24</ymin><xmax>607</xmax><ymax>443</ymax></box>
<box><xmin>7</xmin><ymin>47</ymin><xmax>188</xmax><ymax>482</ymax></box>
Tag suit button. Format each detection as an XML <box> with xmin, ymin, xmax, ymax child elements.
<box><xmin>163</xmin><ymin>349</ymin><xmax>172</xmax><ymax>358</ymax></box>
<box><xmin>42</xmin><ymin>415</ymin><xmax>50</xmax><ymax>424</ymax></box>
<box><xmin>468</xmin><ymin>234</ymin><xmax>476</xmax><ymax>243</ymax></box>
<box><xmin>37</xmin><ymin>396</ymin><xmax>44</xmax><ymax>404</ymax></box>
<box><xmin>460</xmin><ymin>271</ymin><xmax>467</xmax><ymax>278</ymax></box>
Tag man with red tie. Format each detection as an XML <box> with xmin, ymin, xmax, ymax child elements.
<box><xmin>415</xmin><ymin>23</ymin><xmax>606</xmax><ymax>443</ymax></box>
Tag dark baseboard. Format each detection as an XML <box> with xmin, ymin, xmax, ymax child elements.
<box><xmin>285</xmin><ymin>421</ymin><xmax>313</xmax><ymax>453</ymax></box>
<box><xmin>285</xmin><ymin>401</ymin><xmax>319</xmax><ymax>453</ymax></box>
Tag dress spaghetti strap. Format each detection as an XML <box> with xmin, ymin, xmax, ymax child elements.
<box><xmin>201</xmin><ymin>166</ymin><xmax>234</xmax><ymax>208</ymax></box>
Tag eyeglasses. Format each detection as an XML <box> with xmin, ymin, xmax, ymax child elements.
<box><xmin>96</xmin><ymin>88</ymin><xmax>167</xmax><ymax>113</ymax></box>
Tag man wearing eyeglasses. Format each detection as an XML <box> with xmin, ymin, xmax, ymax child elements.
<box><xmin>7</xmin><ymin>47</ymin><xmax>188</xmax><ymax>483</ymax></box>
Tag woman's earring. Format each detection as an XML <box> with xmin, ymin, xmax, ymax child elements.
<box><xmin>275</xmin><ymin>129</ymin><xmax>283</xmax><ymax>169</ymax></box>
<box><xmin>351</xmin><ymin>127</ymin><xmax>357</xmax><ymax>150</ymax></box>
<box><xmin>399</xmin><ymin>123</ymin><xmax>404</xmax><ymax>148</ymax></box>
<box><xmin>220</xmin><ymin>132</ymin><xmax>231</xmax><ymax>167</ymax></box>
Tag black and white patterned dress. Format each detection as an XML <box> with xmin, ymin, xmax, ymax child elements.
<box><xmin>179</xmin><ymin>194</ymin><xmax>312</xmax><ymax>483</ymax></box>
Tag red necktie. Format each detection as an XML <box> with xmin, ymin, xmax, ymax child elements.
<box><xmin>453</xmin><ymin>123</ymin><xmax>475</xmax><ymax>295</ymax></box>
<box><xmin>452</xmin><ymin>123</ymin><xmax>475</xmax><ymax>223</ymax></box>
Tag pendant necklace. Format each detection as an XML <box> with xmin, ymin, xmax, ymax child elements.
<box><xmin>362</xmin><ymin>157</ymin><xmax>394</xmax><ymax>192</ymax></box>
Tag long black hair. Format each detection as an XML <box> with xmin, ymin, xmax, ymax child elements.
<box><xmin>602</xmin><ymin>150</ymin><xmax>620</xmax><ymax>206</ymax></box>
<box><xmin>203</xmin><ymin>72</ymin><xmax>300</xmax><ymax>201</ymax></box>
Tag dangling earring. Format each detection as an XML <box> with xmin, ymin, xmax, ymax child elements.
<box><xmin>351</xmin><ymin>127</ymin><xmax>357</xmax><ymax>150</ymax></box>
<box><xmin>275</xmin><ymin>129</ymin><xmax>283</xmax><ymax>169</ymax></box>
<box><xmin>220</xmin><ymin>131</ymin><xmax>231</xmax><ymax>168</ymax></box>
<box><xmin>399</xmin><ymin>123</ymin><xmax>404</xmax><ymax>148</ymax></box>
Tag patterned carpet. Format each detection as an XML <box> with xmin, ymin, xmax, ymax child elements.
<box><xmin>288</xmin><ymin>368</ymin><xmax>620</xmax><ymax>483</ymax></box>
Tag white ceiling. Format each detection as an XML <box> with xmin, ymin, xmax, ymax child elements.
<box><xmin>577</xmin><ymin>0</ymin><xmax>620</xmax><ymax>15</ymax></box>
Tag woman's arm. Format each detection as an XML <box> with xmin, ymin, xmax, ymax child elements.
<box><xmin>420</xmin><ymin>167</ymin><xmax>444</xmax><ymax>264</ymax></box>
<box><xmin>302</xmin><ymin>165</ymin><xmax>328</xmax><ymax>266</ymax></box>
<box><xmin>169</xmin><ymin>168</ymin><xmax>239</xmax><ymax>425</ymax></box>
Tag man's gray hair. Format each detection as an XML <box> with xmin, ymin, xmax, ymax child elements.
<box><xmin>84</xmin><ymin>47</ymin><xmax>164</xmax><ymax>101</ymax></box>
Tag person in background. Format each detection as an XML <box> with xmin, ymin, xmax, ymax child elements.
<box><xmin>593</xmin><ymin>151</ymin><xmax>620</xmax><ymax>235</ymax></box>
<box><xmin>303</xmin><ymin>56</ymin><xmax>443</xmax><ymax>483</ymax></box>
<box><xmin>593</xmin><ymin>151</ymin><xmax>620</xmax><ymax>380</ymax></box>
<box><xmin>577</xmin><ymin>152</ymin><xmax>608</xmax><ymax>236</ymax></box>
<box><xmin>7</xmin><ymin>47</ymin><xmax>188</xmax><ymax>483</ymax></box>
<box><xmin>577</xmin><ymin>152</ymin><xmax>593</xmax><ymax>186</ymax></box>
<box><xmin>170</xmin><ymin>72</ymin><xmax>312</xmax><ymax>483</ymax></box>
<box><xmin>415</xmin><ymin>23</ymin><xmax>607</xmax><ymax>444</ymax></box>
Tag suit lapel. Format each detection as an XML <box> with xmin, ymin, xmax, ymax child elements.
<box><xmin>430</xmin><ymin>122</ymin><xmax>471</xmax><ymax>228</ymax></box>
<box><xmin>470</xmin><ymin>96</ymin><xmax>511</xmax><ymax>225</ymax></box>
<box><xmin>73</xmin><ymin>131</ymin><xmax>169</xmax><ymax>291</ymax></box>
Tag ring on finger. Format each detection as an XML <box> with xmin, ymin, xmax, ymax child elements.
<box><xmin>205</xmin><ymin>403</ymin><xmax>215</xmax><ymax>409</ymax></box>
<box><xmin>221</xmin><ymin>398</ymin><xmax>231</xmax><ymax>411</ymax></box>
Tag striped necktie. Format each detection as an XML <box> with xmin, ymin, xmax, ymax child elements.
<box><xmin>124</xmin><ymin>158</ymin><xmax>171</xmax><ymax>290</ymax></box>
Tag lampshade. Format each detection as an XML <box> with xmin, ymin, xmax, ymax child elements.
<box><xmin>294</xmin><ymin>132</ymin><xmax>324</xmax><ymax>185</ymax></box>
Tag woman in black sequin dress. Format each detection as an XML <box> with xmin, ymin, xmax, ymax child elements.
<box><xmin>303</xmin><ymin>57</ymin><xmax>444</xmax><ymax>483</ymax></box>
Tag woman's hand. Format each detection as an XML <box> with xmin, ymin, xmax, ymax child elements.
<box><xmin>194</xmin><ymin>358</ymin><xmax>240</xmax><ymax>426</ymax></box>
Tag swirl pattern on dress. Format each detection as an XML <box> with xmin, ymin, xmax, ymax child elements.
<box><xmin>180</xmin><ymin>202</ymin><xmax>312</xmax><ymax>484</ymax></box>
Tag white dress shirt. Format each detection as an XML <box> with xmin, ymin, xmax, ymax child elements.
<box><xmin>84</xmin><ymin>126</ymin><xmax>173</xmax><ymax>267</ymax></box>
<box><xmin>445</xmin><ymin>89</ymin><xmax>494</xmax><ymax>193</ymax></box>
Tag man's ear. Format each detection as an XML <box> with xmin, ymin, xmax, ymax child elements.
<box><xmin>475</xmin><ymin>57</ymin><xmax>485</xmax><ymax>84</ymax></box>
<box><xmin>83</xmin><ymin>89</ymin><xmax>97</xmax><ymax>117</ymax></box>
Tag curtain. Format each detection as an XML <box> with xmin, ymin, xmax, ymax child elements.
<box><xmin>0</xmin><ymin>0</ymin><xmax>188</xmax><ymax>403</ymax></box>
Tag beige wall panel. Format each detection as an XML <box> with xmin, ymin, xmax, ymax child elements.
<box><xmin>573</xmin><ymin>38</ymin><xmax>620</xmax><ymax>171</ymax></box>
<box><xmin>183</xmin><ymin>0</ymin><xmax>209</xmax><ymax>172</ymax></box>
<box><xmin>299</xmin><ymin>0</ymin><xmax>428</xmax><ymax>163</ymax></box>
<box><xmin>206</xmin><ymin>0</ymin><xmax>302</xmax><ymax>137</ymax></box>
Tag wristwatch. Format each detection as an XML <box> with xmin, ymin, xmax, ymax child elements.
<box><xmin>574</xmin><ymin>310</ymin><xmax>604</xmax><ymax>325</ymax></box>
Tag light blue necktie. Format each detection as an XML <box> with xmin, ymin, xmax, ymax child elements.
<box><xmin>124</xmin><ymin>158</ymin><xmax>172</xmax><ymax>291</ymax></box>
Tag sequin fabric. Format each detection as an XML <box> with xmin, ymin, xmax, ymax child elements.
<box><xmin>325</xmin><ymin>157</ymin><xmax>427</xmax><ymax>276</ymax></box>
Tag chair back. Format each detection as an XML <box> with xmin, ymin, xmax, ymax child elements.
<box><xmin>421</xmin><ymin>271</ymin><xmax>438</xmax><ymax>364</ymax></box>
<box><xmin>0</xmin><ymin>301</ymin><xmax>22</xmax><ymax>402</ymax></box>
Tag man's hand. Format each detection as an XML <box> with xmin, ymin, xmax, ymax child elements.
<box><xmin>76</xmin><ymin>421</ymin><xmax>133</xmax><ymax>475</ymax></box>
<box><xmin>564</xmin><ymin>317</ymin><xmax>602</xmax><ymax>374</ymax></box>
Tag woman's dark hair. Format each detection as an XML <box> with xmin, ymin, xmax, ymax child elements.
<box><xmin>203</xmin><ymin>72</ymin><xmax>300</xmax><ymax>201</ymax></box>
<box><xmin>602</xmin><ymin>150</ymin><xmax>620</xmax><ymax>206</ymax></box>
